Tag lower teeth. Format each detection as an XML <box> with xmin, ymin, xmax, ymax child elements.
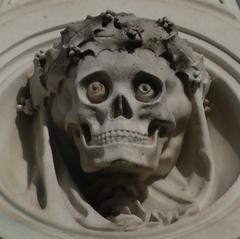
<box><xmin>93</xmin><ymin>136</ymin><xmax>147</xmax><ymax>145</ymax></box>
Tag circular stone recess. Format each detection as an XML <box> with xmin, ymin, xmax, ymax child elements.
<box><xmin>0</xmin><ymin>1</ymin><xmax>240</xmax><ymax>239</ymax></box>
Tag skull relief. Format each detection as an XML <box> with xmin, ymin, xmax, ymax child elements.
<box><xmin>68</xmin><ymin>49</ymin><xmax>191</xmax><ymax>175</ymax></box>
<box><xmin>17</xmin><ymin>11</ymin><xmax>213</xmax><ymax>229</ymax></box>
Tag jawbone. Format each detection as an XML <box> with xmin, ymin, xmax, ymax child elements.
<box><xmin>73</xmin><ymin>129</ymin><xmax>168</xmax><ymax>174</ymax></box>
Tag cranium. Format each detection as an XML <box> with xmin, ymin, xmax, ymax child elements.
<box><xmin>19</xmin><ymin>11</ymin><xmax>209</xmax><ymax>225</ymax></box>
<box><xmin>66</xmin><ymin>49</ymin><xmax>191</xmax><ymax>175</ymax></box>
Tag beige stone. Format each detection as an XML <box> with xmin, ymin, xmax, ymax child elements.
<box><xmin>0</xmin><ymin>1</ymin><xmax>240</xmax><ymax>238</ymax></box>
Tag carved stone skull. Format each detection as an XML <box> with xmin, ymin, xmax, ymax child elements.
<box><xmin>56</xmin><ymin>49</ymin><xmax>191</xmax><ymax>183</ymax></box>
<box><xmin>18</xmin><ymin>11</ymin><xmax>210</xmax><ymax>225</ymax></box>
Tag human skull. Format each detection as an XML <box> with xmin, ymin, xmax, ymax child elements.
<box><xmin>52</xmin><ymin>48</ymin><xmax>191</xmax><ymax>183</ymax></box>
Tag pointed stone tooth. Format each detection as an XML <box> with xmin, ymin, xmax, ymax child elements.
<box><xmin>133</xmin><ymin>136</ymin><xmax>137</xmax><ymax>143</ymax></box>
<box><xmin>116</xmin><ymin>136</ymin><xmax>121</xmax><ymax>142</ymax></box>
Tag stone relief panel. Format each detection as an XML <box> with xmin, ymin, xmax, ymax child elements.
<box><xmin>0</xmin><ymin>1</ymin><xmax>240</xmax><ymax>239</ymax></box>
<box><xmin>15</xmin><ymin>11</ymin><xmax>216</xmax><ymax>231</ymax></box>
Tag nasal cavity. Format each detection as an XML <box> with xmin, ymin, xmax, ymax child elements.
<box><xmin>111</xmin><ymin>95</ymin><xmax>133</xmax><ymax>119</ymax></box>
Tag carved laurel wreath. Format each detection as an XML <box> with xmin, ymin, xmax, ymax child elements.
<box><xmin>17</xmin><ymin>11</ymin><xmax>210</xmax><ymax>115</ymax></box>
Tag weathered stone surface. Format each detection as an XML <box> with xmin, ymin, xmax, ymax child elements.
<box><xmin>0</xmin><ymin>1</ymin><xmax>240</xmax><ymax>239</ymax></box>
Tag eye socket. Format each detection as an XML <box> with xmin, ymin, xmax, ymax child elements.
<box><xmin>86</xmin><ymin>81</ymin><xmax>107</xmax><ymax>103</ymax></box>
<box><xmin>135</xmin><ymin>83</ymin><xmax>154</xmax><ymax>102</ymax></box>
<box><xmin>133</xmin><ymin>72</ymin><xmax>162</xmax><ymax>103</ymax></box>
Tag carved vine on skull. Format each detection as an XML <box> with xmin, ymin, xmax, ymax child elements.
<box><xmin>17</xmin><ymin>11</ymin><xmax>213</xmax><ymax>230</ymax></box>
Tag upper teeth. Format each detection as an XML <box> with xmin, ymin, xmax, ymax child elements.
<box><xmin>92</xmin><ymin>130</ymin><xmax>148</xmax><ymax>145</ymax></box>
